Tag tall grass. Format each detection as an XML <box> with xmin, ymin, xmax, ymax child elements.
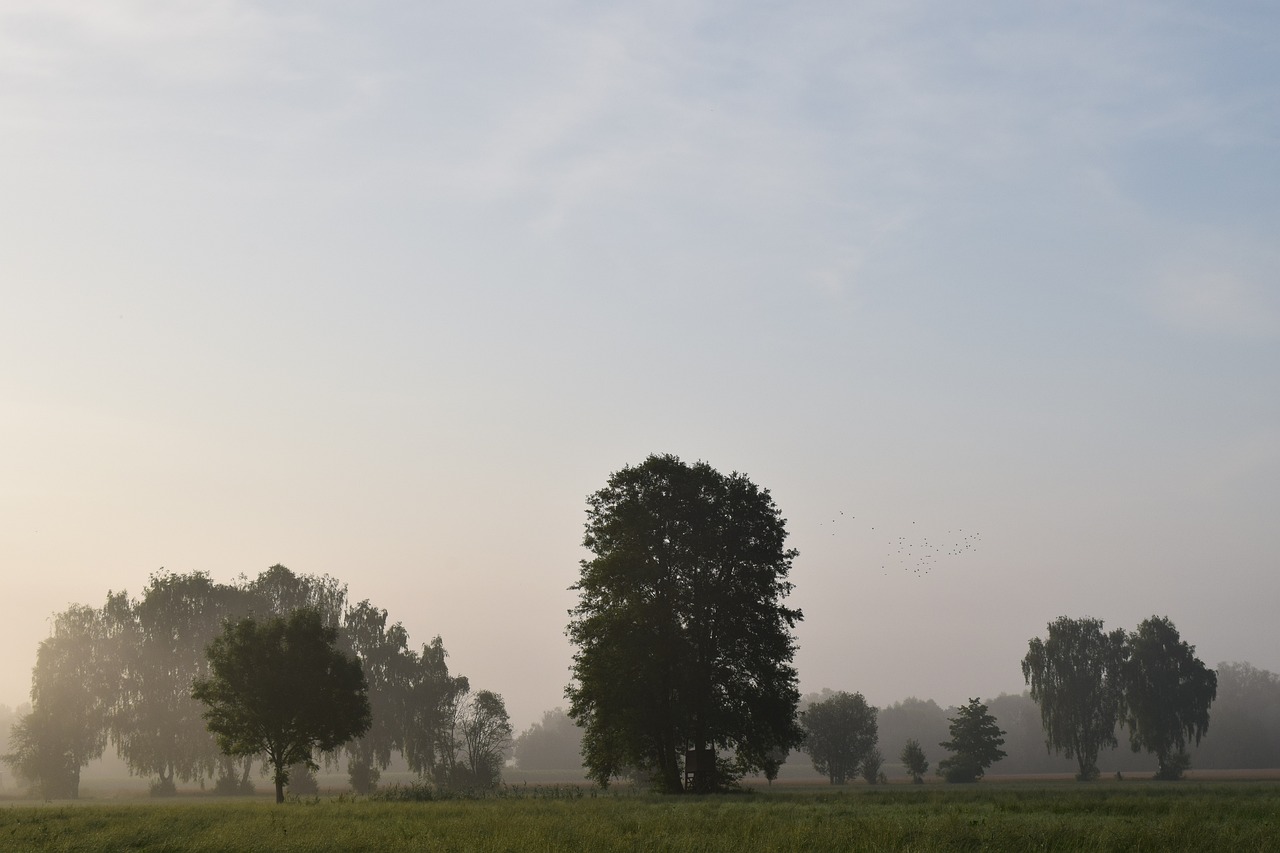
<box><xmin>1</xmin><ymin>782</ymin><xmax>1277</xmax><ymax>852</ymax></box>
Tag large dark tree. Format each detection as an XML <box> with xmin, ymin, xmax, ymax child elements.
<box><xmin>799</xmin><ymin>691</ymin><xmax>878</xmax><ymax>785</ymax></box>
<box><xmin>938</xmin><ymin>698</ymin><xmax>1007</xmax><ymax>782</ymax></box>
<box><xmin>1123</xmin><ymin>616</ymin><xmax>1217</xmax><ymax>780</ymax></box>
<box><xmin>567</xmin><ymin>454</ymin><xmax>803</xmax><ymax>793</ymax></box>
<box><xmin>1021</xmin><ymin>616</ymin><xmax>1128</xmax><ymax>780</ymax></box>
<box><xmin>192</xmin><ymin>609</ymin><xmax>371</xmax><ymax>803</ymax></box>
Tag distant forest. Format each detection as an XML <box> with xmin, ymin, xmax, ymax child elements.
<box><xmin>508</xmin><ymin>667</ymin><xmax>1280</xmax><ymax>783</ymax></box>
<box><xmin>2</xmin><ymin>564</ymin><xmax>1278</xmax><ymax>797</ymax></box>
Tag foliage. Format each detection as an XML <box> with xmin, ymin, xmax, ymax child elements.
<box><xmin>1021</xmin><ymin>616</ymin><xmax>1128</xmax><ymax>781</ymax></box>
<box><xmin>244</xmin><ymin>564</ymin><xmax>348</xmax><ymax>629</ymax></box>
<box><xmin>1191</xmin><ymin>661</ymin><xmax>1280</xmax><ymax>770</ymax></box>
<box><xmin>799</xmin><ymin>691</ymin><xmax>878</xmax><ymax>785</ymax></box>
<box><xmin>341</xmin><ymin>601</ymin><xmax>418</xmax><ymax>793</ymax></box>
<box><xmin>859</xmin><ymin>747</ymin><xmax>885</xmax><ymax>784</ymax></box>
<box><xmin>938</xmin><ymin>698</ymin><xmax>1007</xmax><ymax>782</ymax></box>
<box><xmin>567</xmin><ymin>454</ymin><xmax>803</xmax><ymax>793</ymax></box>
<box><xmin>108</xmin><ymin>572</ymin><xmax>255</xmax><ymax>794</ymax></box>
<box><xmin>192</xmin><ymin>609</ymin><xmax>372</xmax><ymax>802</ymax></box>
<box><xmin>442</xmin><ymin>688</ymin><xmax>513</xmax><ymax>789</ymax></box>
<box><xmin>2</xmin><ymin>605</ymin><xmax>118</xmax><ymax>798</ymax></box>
<box><xmin>402</xmin><ymin>636</ymin><xmax>470</xmax><ymax>782</ymax></box>
<box><xmin>1123</xmin><ymin>616</ymin><xmax>1217</xmax><ymax>780</ymax></box>
<box><xmin>900</xmin><ymin>738</ymin><xmax>929</xmax><ymax>783</ymax></box>
<box><xmin>513</xmin><ymin>708</ymin><xmax>585</xmax><ymax>773</ymax></box>
<box><xmin>876</xmin><ymin>698</ymin><xmax>949</xmax><ymax>773</ymax></box>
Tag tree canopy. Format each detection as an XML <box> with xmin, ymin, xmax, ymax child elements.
<box><xmin>1123</xmin><ymin>615</ymin><xmax>1217</xmax><ymax>780</ymax></box>
<box><xmin>566</xmin><ymin>454</ymin><xmax>804</xmax><ymax>792</ymax></box>
<box><xmin>938</xmin><ymin>698</ymin><xmax>1007</xmax><ymax>782</ymax></box>
<box><xmin>192</xmin><ymin>609</ymin><xmax>371</xmax><ymax>802</ymax></box>
<box><xmin>1022</xmin><ymin>616</ymin><xmax>1128</xmax><ymax>780</ymax></box>
<box><xmin>799</xmin><ymin>691</ymin><xmax>878</xmax><ymax>785</ymax></box>
<box><xmin>900</xmin><ymin>738</ymin><xmax>929</xmax><ymax>783</ymax></box>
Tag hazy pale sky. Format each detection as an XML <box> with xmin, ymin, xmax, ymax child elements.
<box><xmin>2</xmin><ymin>1</ymin><xmax>1277</xmax><ymax>731</ymax></box>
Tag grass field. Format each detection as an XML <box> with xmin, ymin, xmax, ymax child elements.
<box><xmin>2</xmin><ymin>781</ymin><xmax>1278</xmax><ymax>852</ymax></box>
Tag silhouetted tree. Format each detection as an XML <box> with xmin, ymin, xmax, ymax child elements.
<box><xmin>192</xmin><ymin>609</ymin><xmax>371</xmax><ymax>803</ymax></box>
<box><xmin>440</xmin><ymin>688</ymin><xmax>512</xmax><ymax>789</ymax></box>
<box><xmin>3</xmin><ymin>605</ymin><xmax>118</xmax><ymax>798</ymax></box>
<box><xmin>1123</xmin><ymin>616</ymin><xmax>1216</xmax><ymax>780</ymax></box>
<box><xmin>938</xmin><ymin>698</ymin><xmax>1006</xmax><ymax>782</ymax></box>
<box><xmin>860</xmin><ymin>747</ymin><xmax>885</xmax><ymax>784</ymax></box>
<box><xmin>1022</xmin><ymin>616</ymin><xmax>1128</xmax><ymax>781</ymax></box>
<box><xmin>513</xmin><ymin>708</ymin><xmax>585</xmax><ymax>774</ymax></box>
<box><xmin>799</xmin><ymin>691</ymin><xmax>878</xmax><ymax>785</ymax></box>
<box><xmin>342</xmin><ymin>601</ymin><xmax>418</xmax><ymax>793</ymax></box>
<box><xmin>109</xmin><ymin>573</ymin><xmax>255</xmax><ymax>794</ymax></box>
<box><xmin>900</xmin><ymin>738</ymin><xmax>929</xmax><ymax>783</ymax></box>
<box><xmin>402</xmin><ymin>636</ymin><xmax>469</xmax><ymax>782</ymax></box>
<box><xmin>567</xmin><ymin>454</ymin><xmax>803</xmax><ymax>793</ymax></box>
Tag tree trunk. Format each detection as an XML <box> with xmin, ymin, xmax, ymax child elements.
<box><xmin>272</xmin><ymin>753</ymin><xmax>286</xmax><ymax>803</ymax></box>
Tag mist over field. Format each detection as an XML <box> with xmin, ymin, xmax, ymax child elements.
<box><xmin>2</xmin><ymin>0</ymin><xmax>1277</xmax><ymax>781</ymax></box>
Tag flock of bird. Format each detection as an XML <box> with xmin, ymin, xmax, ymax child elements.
<box><xmin>818</xmin><ymin>511</ymin><xmax>982</xmax><ymax>577</ymax></box>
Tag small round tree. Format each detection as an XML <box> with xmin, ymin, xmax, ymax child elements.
<box><xmin>900</xmin><ymin>738</ymin><xmax>929</xmax><ymax>784</ymax></box>
<box><xmin>938</xmin><ymin>698</ymin><xmax>1006</xmax><ymax>783</ymax></box>
<box><xmin>800</xmin><ymin>691</ymin><xmax>878</xmax><ymax>785</ymax></box>
<box><xmin>192</xmin><ymin>609</ymin><xmax>371</xmax><ymax>803</ymax></box>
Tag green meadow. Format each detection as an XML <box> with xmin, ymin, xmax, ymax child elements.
<box><xmin>2</xmin><ymin>782</ymin><xmax>1278</xmax><ymax>852</ymax></box>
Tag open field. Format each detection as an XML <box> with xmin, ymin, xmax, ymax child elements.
<box><xmin>2</xmin><ymin>782</ymin><xmax>1279</xmax><ymax>852</ymax></box>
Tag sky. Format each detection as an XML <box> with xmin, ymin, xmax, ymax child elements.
<box><xmin>1</xmin><ymin>1</ymin><xmax>1277</xmax><ymax>733</ymax></box>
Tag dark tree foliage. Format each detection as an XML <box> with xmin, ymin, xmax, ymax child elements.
<box><xmin>938</xmin><ymin>698</ymin><xmax>1007</xmax><ymax>782</ymax></box>
<box><xmin>2</xmin><ymin>605</ymin><xmax>117</xmax><ymax>798</ymax></box>
<box><xmin>567</xmin><ymin>454</ymin><xmax>804</xmax><ymax>793</ymax></box>
<box><xmin>799</xmin><ymin>691</ymin><xmax>878</xmax><ymax>785</ymax></box>
<box><xmin>192</xmin><ymin>609</ymin><xmax>371</xmax><ymax>803</ymax></box>
<box><xmin>1123</xmin><ymin>616</ymin><xmax>1217</xmax><ymax>780</ymax></box>
<box><xmin>1022</xmin><ymin>616</ymin><xmax>1128</xmax><ymax>781</ymax></box>
<box><xmin>900</xmin><ymin>738</ymin><xmax>929</xmax><ymax>783</ymax></box>
<box><xmin>513</xmin><ymin>708</ymin><xmax>585</xmax><ymax>773</ymax></box>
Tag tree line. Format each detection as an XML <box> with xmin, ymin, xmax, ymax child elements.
<box><xmin>4</xmin><ymin>453</ymin><xmax>1273</xmax><ymax>798</ymax></box>
<box><xmin>2</xmin><ymin>565</ymin><xmax>512</xmax><ymax>799</ymax></box>
<box><xmin>509</xmin><ymin>656</ymin><xmax>1278</xmax><ymax>785</ymax></box>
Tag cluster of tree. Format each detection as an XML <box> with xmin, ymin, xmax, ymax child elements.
<box><xmin>796</xmin><ymin>690</ymin><xmax>1006</xmax><ymax>784</ymax></box>
<box><xmin>2</xmin><ymin>565</ymin><xmax>511</xmax><ymax>799</ymax></box>
<box><xmin>1023</xmin><ymin>616</ymin><xmax>1217</xmax><ymax>780</ymax></box>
